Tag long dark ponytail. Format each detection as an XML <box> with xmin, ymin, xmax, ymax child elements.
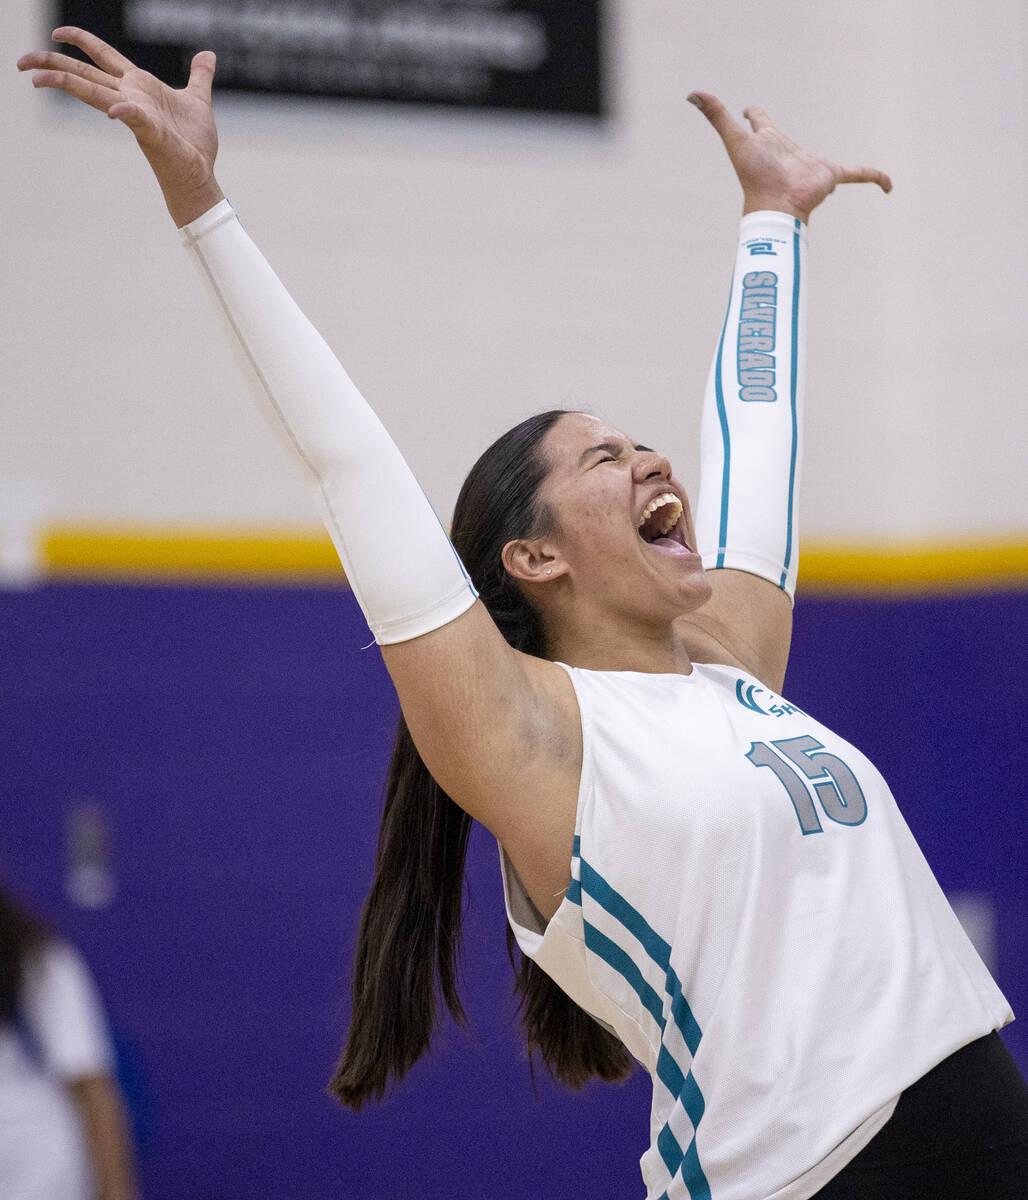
<box><xmin>330</xmin><ymin>410</ymin><xmax>633</xmax><ymax>1109</ymax></box>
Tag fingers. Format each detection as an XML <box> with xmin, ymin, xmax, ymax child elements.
<box><xmin>687</xmin><ymin>91</ymin><xmax>747</xmax><ymax>145</ymax></box>
<box><xmin>51</xmin><ymin>26</ymin><xmax>135</xmax><ymax>78</ymax></box>
<box><xmin>107</xmin><ymin>100</ymin><xmax>148</xmax><ymax>129</ymax></box>
<box><xmin>106</xmin><ymin>100</ymin><xmax>162</xmax><ymax>147</ymax></box>
<box><xmin>17</xmin><ymin>49</ymin><xmax>114</xmax><ymax>91</ymax></box>
<box><xmin>24</xmin><ymin>67</ymin><xmax>122</xmax><ymax>116</ymax></box>
<box><xmin>186</xmin><ymin>50</ymin><xmax>217</xmax><ymax>100</ymax></box>
<box><xmin>742</xmin><ymin>105</ymin><xmax>774</xmax><ymax>133</ymax></box>
<box><xmin>836</xmin><ymin>165</ymin><xmax>893</xmax><ymax>194</ymax></box>
<box><xmin>689</xmin><ymin>94</ymin><xmax>782</xmax><ymax>141</ymax></box>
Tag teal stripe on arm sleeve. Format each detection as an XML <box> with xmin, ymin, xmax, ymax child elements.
<box><xmin>780</xmin><ymin>217</ymin><xmax>802</xmax><ymax>589</ymax></box>
<box><xmin>714</xmin><ymin>276</ymin><xmax>736</xmax><ymax>569</ymax></box>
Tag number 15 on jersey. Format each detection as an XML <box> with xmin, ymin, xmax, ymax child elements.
<box><xmin>746</xmin><ymin>735</ymin><xmax>868</xmax><ymax>834</ymax></box>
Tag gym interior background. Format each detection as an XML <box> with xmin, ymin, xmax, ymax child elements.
<box><xmin>3</xmin><ymin>1</ymin><xmax>1025</xmax><ymax>1196</ymax></box>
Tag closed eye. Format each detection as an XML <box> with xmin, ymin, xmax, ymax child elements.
<box><xmin>579</xmin><ymin>439</ymin><xmax>651</xmax><ymax>469</ymax></box>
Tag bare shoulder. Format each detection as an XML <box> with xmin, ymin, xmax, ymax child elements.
<box><xmin>675</xmin><ymin>567</ymin><xmax>793</xmax><ymax>692</ymax></box>
<box><xmin>381</xmin><ymin>602</ymin><xmax>583</xmax><ymax>919</ymax></box>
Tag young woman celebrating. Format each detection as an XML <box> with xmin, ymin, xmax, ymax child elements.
<box><xmin>19</xmin><ymin>28</ymin><xmax>1027</xmax><ymax>1199</ymax></box>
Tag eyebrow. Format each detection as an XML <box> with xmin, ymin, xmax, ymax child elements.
<box><xmin>578</xmin><ymin>440</ymin><xmax>653</xmax><ymax>466</ymax></box>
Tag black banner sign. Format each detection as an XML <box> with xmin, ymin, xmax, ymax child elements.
<box><xmin>56</xmin><ymin>1</ymin><xmax>605</xmax><ymax>115</ymax></box>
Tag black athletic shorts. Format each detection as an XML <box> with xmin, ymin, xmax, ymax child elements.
<box><xmin>812</xmin><ymin>1032</ymin><xmax>1028</xmax><ymax>1199</ymax></box>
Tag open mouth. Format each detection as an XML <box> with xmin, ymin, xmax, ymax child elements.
<box><xmin>637</xmin><ymin>492</ymin><xmax>694</xmax><ymax>555</ymax></box>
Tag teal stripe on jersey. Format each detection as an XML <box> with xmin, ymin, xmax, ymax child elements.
<box><xmin>578</xmin><ymin>858</ymin><xmax>702</xmax><ymax>1054</ymax></box>
<box><xmin>679</xmin><ymin>1071</ymin><xmax>706</xmax><ymax>1130</ymax></box>
<box><xmin>657</xmin><ymin>1044</ymin><xmax>686</xmax><ymax>1097</ymax></box>
<box><xmin>567</xmin><ymin>835</ymin><xmax>582</xmax><ymax>902</ymax></box>
<box><xmin>668</xmin><ymin>965</ymin><xmax>702</xmax><ymax>1056</ymax></box>
<box><xmin>572</xmin><ymin>851</ymin><xmax>711</xmax><ymax>1199</ymax></box>
<box><xmin>681</xmin><ymin>1139</ymin><xmax>713</xmax><ymax>1200</ymax></box>
<box><xmin>583</xmin><ymin>924</ymin><xmax>666</xmax><ymax>1031</ymax></box>
<box><xmin>658</xmin><ymin>1123</ymin><xmax>687</xmax><ymax>1179</ymax></box>
<box><xmin>579</xmin><ymin>858</ymin><xmax>673</xmax><ymax>969</ymax></box>
<box><xmin>656</xmin><ymin>1134</ymin><xmax>713</xmax><ymax>1200</ymax></box>
<box><xmin>713</xmin><ymin>275</ymin><xmax>735</xmax><ymax>568</ymax></box>
<box><xmin>652</xmin><ymin>1049</ymin><xmax>709</xmax><ymax>1200</ymax></box>
<box><xmin>655</xmin><ymin>1046</ymin><xmax>704</xmax><ymax>1131</ymax></box>
<box><xmin>780</xmin><ymin>217</ymin><xmax>802</xmax><ymax>589</ymax></box>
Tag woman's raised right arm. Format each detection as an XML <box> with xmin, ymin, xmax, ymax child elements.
<box><xmin>18</xmin><ymin>29</ymin><xmax>578</xmax><ymax>836</ymax></box>
<box><xmin>19</xmin><ymin>28</ymin><xmax>224</xmax><ymax>226</ymax></box>
<box><xmin>20</xmin><ymin>29</ymin><xmax>477</xmax><ymax>641</ymax></box>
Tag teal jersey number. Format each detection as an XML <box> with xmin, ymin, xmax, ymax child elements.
<box><xmin>746</xmin><ymin>735</ymin><xmax>868</xmax><ymax>835</ymax></box>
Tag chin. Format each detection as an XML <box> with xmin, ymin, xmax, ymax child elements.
<box><xmin>675</xmin><ymin>572</ymin><xmax>713</xmax><ymax>614</ymax></box>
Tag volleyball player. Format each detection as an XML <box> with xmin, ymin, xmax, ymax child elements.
<box><xmin>19</xmin><ymin>28</ymin><xmax>1028</xmax><ymax>1198</ymax></box>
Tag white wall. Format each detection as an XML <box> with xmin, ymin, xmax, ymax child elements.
<box><xmin>4</xmin><ymin>0</ymin><xmax>1026</xmax><ymax>555</ymax></box>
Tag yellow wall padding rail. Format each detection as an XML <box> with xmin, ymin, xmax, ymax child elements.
<box><xmin>799</xmin><ymin>540</ymin><xmax>1028</xmax><ymax>594</ymax></box>
<box><xmin>20</xmin><ymin>525</ymin><xmax>1028</xmax><ymax>593</ymax></box>
<box><xmin>41</xmin><ymin>526</ymin><xmax>343</xmax><ymax>584</ymax></box>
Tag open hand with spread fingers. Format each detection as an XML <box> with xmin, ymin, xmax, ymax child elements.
<box><xmin>688</xmin><ymin>92</ymin><xmax>892</xmax><ymax>223</ymax></box>
<box><xmin>18</xmin><ymin>26</ymin><xmax>223</xmax><ymax>226</ymax></box>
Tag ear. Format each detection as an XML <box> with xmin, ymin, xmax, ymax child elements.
<box><xmin>501</xmin><ymin>536</ymin><xmax>567</xmax><ymax>585</ymax></box>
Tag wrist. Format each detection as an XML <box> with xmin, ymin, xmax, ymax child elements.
<box><xmin>738</xmin><ymin>210</ymin><xmax>806</xmax><ymax>239</ymax></box>
<box><xmin>742</xmin><ymin>194</ymin><xmax>809</xmax><ymax>224</ymax></box>
<box><xmin>164</xmin><ymin>177</ymin><xmax>225</xmax><ymax>228</ymax></box>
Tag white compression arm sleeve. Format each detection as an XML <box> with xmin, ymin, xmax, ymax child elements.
<box><xmin>179</xmin><ymin>200</ymin><xmax>478</xmax><ymax>644</ymax></box>
<box><xmin>694</xmin><ymin>211</ymin><xmax>807</xmax><ymax>599</ymax></box>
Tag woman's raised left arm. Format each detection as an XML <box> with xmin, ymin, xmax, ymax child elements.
<box><xmin>679</xmin><ymin>95</ymin><xmax>891</xmax><ymax>691</ymax></box>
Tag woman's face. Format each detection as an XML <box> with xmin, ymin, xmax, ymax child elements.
<box><xmin>534</xmin><ymin>412</ymin><xmax>711</xmax><ymax>624</ymax></box>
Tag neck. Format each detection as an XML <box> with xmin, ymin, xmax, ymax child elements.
<box><xmin>544</xmin><ymin>616</ymin><xmax>694</xmax><ymax>676</ymax></box>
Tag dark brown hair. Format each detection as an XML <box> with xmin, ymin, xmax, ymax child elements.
<box><xmin>0</xmin><ymin>885</ymin><xmax>50</xmax><ymax>1025</ymax></box>
<box><xmin>330</xmin><ymin>410</ymin><xmax>633</xmax><ymax>1109</ymax></box>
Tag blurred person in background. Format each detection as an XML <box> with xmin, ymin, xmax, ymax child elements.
<box><xmin>0</xmin><ymin>882</ymin><xmax>138</xmax><ymax>1200</ymax></box>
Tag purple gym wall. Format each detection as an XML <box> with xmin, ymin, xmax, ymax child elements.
<box><xmin>1</xmin><ymin>582</ymin><xmax>1024</xmax><ymax>1199</ymax></box>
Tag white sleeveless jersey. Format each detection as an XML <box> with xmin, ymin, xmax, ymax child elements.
<box><xmin>500</xmin><ymin>663</ymin><xmax>1012</xmax><ymax>1200</ymax></box>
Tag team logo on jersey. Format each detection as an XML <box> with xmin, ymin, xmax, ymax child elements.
<box><xmin>735</xmin><ymin>678</ymin><xmax>805</xmax><ymax>718</ymax></box>
<box><xmin>747</xmin><ymin>240</ymin><xmax>775</xmax><ymax>256</ymax></box>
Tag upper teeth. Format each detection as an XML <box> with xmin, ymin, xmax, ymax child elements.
<box><xmin>638</xmin><ymin>493</ymin><xmax>683</xmax><ymax>538</ymax></box>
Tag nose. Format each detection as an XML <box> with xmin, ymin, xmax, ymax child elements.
<box><xmin>633</xmin><ymin>449</ymin><xmax>673</xmax><ymax>482</ymax></box>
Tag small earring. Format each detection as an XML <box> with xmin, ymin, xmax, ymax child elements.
<box><xmin>545</xmin><ymin>568</ymin><xmax>552</xmax><ymax>575</ymax></box>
